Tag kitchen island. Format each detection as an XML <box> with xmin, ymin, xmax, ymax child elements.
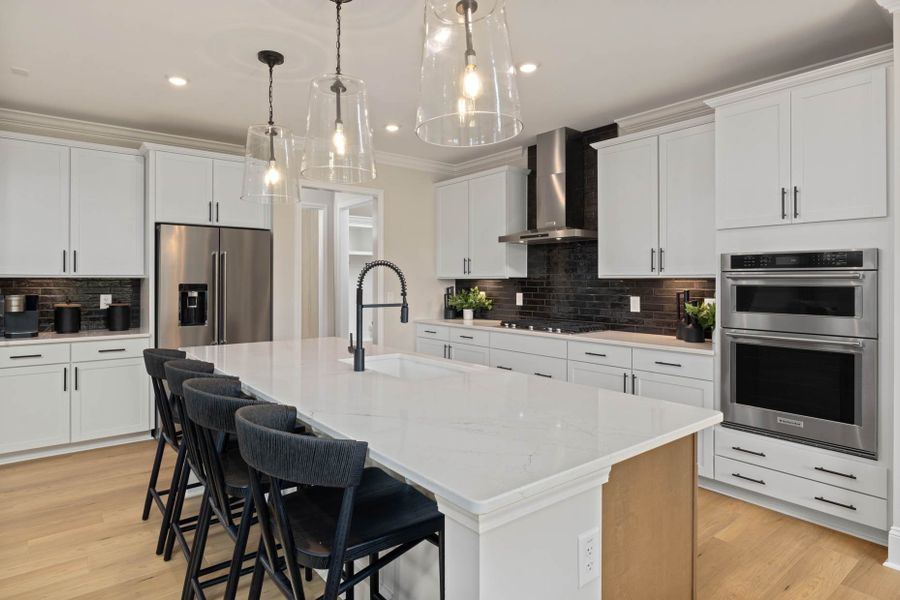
<box><xmin>185</xmin><ymin>338</ymin><xmax>722</xmax><ymax>599</ymax></box>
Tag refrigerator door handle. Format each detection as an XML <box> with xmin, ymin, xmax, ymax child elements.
<box><xmin>221</xmin><ymin>251</ymin><xmax>228</xmax><ymax>344</ymax></box>
<box><xmin>212</xmin><ymin>251</ymin><xmax>219</xmax><ymax>344</ymax></box>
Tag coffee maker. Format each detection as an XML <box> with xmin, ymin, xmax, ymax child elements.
<box><xmin>3</xmin><ymin>294</ymin><xmax>39</xmax><ymax>338</ymax></box>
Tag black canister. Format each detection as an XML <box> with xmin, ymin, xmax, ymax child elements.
<box><xmin>106</xmin><ymin>303</ymin><xmax>131</xmax><ymax>331</ymax></box>
<box><xmin>54</xmin><ymin>303</ymin><xmax>82</xmax><ymax>334</ymax></box>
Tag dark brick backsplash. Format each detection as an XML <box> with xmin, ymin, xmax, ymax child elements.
<box><xmin>0</xmin><ymin>278</ymin><xmax>142</xmax><ymax>334</ymax></box>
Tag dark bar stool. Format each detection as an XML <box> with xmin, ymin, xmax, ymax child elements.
<box><xmin>179</xmin><ymin>377</ymin><xmax>265</xmax><ymax>600</ymax></box>
<box><xmin>235</xmin><ymin>404</ymin><xmax>446</xmax><ymax>600</ymax></box>
<box><xmin>162</xmin><ymin>359</ymin><xmax>238</xmax><ymax>562</ymax></box>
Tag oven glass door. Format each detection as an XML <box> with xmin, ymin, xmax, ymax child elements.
<box><xmin>722</xmin><ymin>271</ymin><xmax>877</xmax><ymax>338</ymax></box>
<box><xmin>722</xmin><ymin>330</ymin><xmax>877</xmax><ymax>457</ymax></box>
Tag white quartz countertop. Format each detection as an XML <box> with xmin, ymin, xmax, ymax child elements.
<box><xmin>0</xmin><ymin>329</ymin><xmax>150</xmax><ymax>347</ymax></box>
<box><xmin>184</xmin><ymin>338</ymin><xmax>722</xmax><ymax>516</ymax></box>
<box><xmin>417</xmin><ymin>318</ymin><xmax>714</xmax><ymax>355</ymax></box>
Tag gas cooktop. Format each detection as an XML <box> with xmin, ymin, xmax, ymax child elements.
<box><xmin>496</xmin><ymin>319</ymin><xmax>606</xmax><ymax>334</ymax></box>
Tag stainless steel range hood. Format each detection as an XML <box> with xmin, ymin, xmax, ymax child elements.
<box><xmin>499</xmin><ymin>127</ymin><xmax>596</xmax><ymax>245</ymax></box>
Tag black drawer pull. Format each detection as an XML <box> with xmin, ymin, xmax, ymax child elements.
<box><xmin>814</xmin><ymin>496</ymin><xmax>856</xmax><ymax>511</ymax></box>
<box><xmin>732</xmin><ymin>446</ymin><xmax>766</xmax><ymax>458</ymax></box>
<box><xmin>496</xmin><ymin>365</ymin><xmax>512</xmax><ymax>371</ymax></box>
<box><xmin>459</xmin><ymin>335</ymin><xmax>474</xmax><ymax>340</ymax></box>
<box><xmin>10</xmin><ymin>354</ymin><xmax>42</xmax><ymax>359</ymax></box>
<box><xmin>814</xmin><ymin>466</ymin><xmax>857</xmax><ymax>480</ymax></box>
<box><xmin>584</xmin><ymin>352</ymin><xmax>607</xmax><ymax>357</ymax></box>
<box><xmin>98</xmin><ymin>348</ymin><xmax>127</xmax><ymax>353</ymax></box>
<box><xmin>732</xmin><ymin>473</ymin><xmax>765</xmax><ymax>485</ymax></box>
<box><xmin>424</xmin><ymin>330</ymin><xmax>438</xmax><ymax>334</ymax></box>
<box><xmin>654</xmin><ymin>361</ymin><xmax>682</xmax><ymax>368</ymax></box>
<box><xmin>534</xmin><ymin>372</ymin><xmax>552</xmax><ymax>378</ymax></box>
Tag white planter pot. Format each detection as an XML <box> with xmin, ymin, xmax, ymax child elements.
<box><xmin>462</xmin><ymin>309</ymin><xmax>475</xmax><ymax>321</ymax></box>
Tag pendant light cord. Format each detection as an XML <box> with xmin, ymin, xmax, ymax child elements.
<box><xmin>267</xmin><ymin>62</ymin><xmax>275</xmax><ymax>127</ymax></box>
<box><xmin>335</xmin><ymin>0</ymin><xmax>342</xmax><ymax>76</ymax></box>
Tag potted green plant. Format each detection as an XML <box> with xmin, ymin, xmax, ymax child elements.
<box><xmin>448</xmin><ymin>287</ymin><xmax>493</xmax><ymax>321</ymax></box>
<box><xmin>683</xmin><ymin>301</ymin><xmax>715</xmax><ymax>343</ymax></box>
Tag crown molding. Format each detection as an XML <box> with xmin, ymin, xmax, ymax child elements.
<box><xmin>451</xmin><ymin>146</ymin><xmax>527</xmax><ymax>176</ymax></box>
<box><xmin>875</xmin><ymin>0</ymin><xmax>900</xmax><ymax>13</ymax></box>
<box><xmin>374</xmin><ymin>150</ymin><xmax>457</xmax><ymax>176</ymax></box>
<box><xmin>615</xmin><ymin>99</ymin><xmax>713</xmax><ymax>135</ymax></box>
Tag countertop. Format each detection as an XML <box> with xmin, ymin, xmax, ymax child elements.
<box><xmin>184</xmin><ymin>338</ymin><xmax>722</xmax><ymax>516</ymax></box>
<box><xmin>417</xmin><ymin>319</ymin><xmax>715</xmax><ymax>355</ymax></box>
<box><xmin>0</xmin><ymin>329</ymin><xmax>151</xmax><ymax>348</ymax></box>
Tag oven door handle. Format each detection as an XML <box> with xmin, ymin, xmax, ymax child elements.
<box><xmin>724</xmin><ymin>331</ymin><xmax>864</xmax><ymax>348</ymax></box>
<box><xmin>723</xmin><ymin>272</ymin><xmax>865</xmax><ymax>280</ymax></box>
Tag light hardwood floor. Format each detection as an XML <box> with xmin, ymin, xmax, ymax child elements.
<box><xmin>2</xmin><ymin>440</ymin><xmax>900</xmax><ymax>599</ymax></box>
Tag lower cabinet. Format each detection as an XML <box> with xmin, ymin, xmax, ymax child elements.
<box><xmin>0</xmin><ymin>364</ymin><xmax>70</xmax><ymax>454</ymax></box>
<box><xmin>71</xmin><ymin>358</ymin><xmax>150</xmax><ymax>442</ymax></box>
<box><xmin>415</xmin><ymin>337</ymin><xmax>490</xmax><ymax>366</ymax></box>
<box><xmin>568</xmin><ymin>361</ymin><xmax>631</xmax><ymax>394</ymax></box>
<box><xmin>490</xmin><ymin>348</ymin><xmax>568</xmax><ymax>380</ymax></box>
<box><xmin>416</xmin><ymin>338</ymin><xmax>447</xmax><ymax>359</ymax></box>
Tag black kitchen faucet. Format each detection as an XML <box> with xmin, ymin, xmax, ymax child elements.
<box><xmin>349</xmin><ymin>260</ymin><xmax>408</xmax><ymax>371</ymax></box>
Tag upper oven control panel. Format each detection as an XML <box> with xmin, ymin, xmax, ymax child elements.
<box><xmin>722</xmin><ymin>249</ymin><xmax>878</xmax><ymax>271</ymax></box>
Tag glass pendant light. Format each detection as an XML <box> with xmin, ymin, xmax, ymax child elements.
<box><xmin>302</xmin><ymin>0</ymin><xmax>376</xmax><ymax>184</ymax></box>
<box><xmin>241</xmin><ymin>50</ymin><xmax>298</xmax><ymax>203</ymax></box>
<box><xmin>416</xmin><ymin>0</ymin><xmax>522</xmax><ymax>147</ymax></box>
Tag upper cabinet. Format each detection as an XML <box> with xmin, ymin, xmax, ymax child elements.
<box><xmin>593</xmin><ymin>121</ymin><xmax>716</xmax><ymax>278</ymax></box>
<box><xmin>0</xmin><ymin>135</ymin><xmax>144</xmax><ymax>277</ymax></box>
<box><xmin>147</xmin><ymin>145</ymin><xmax>270</xmax><ymax>230</ymax></box>
<box><xmin>435</xmin><ymin>166</ymin><xmax>528</xmax><ymax>279</ymax></box>
<box><xmin>709</xmin><ymin>59</ymin><xmax>887</xmax><ymax>230</ymax></box>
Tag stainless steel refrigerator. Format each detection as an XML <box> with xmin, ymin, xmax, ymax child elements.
<box><xmin>156</xmin><ymin>224</ymin><xmax>272</xmax><ymax>349</ymax></box>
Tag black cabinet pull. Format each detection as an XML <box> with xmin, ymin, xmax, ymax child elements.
<box><xmin>63</xmin><ymin>367</ymin><xmax>67</xmax><ymax>392</ymax></box>
<box><xmin>732</xmin><ymin>473</ymin><xmax>765</xmax><ymax>485</ymax></box>
<box><xmin>814</xmin><ymin>496</ymin><xmax>856</xmax><ymax>511</ymax></box>
<box><xmin>732</xmin><ymin>446</ymin><xmax>766</xmax><ymax>458</ymax></box>
<box><xmin>659</xmin><ymin>247</ymin><xmax>665</xmax><ymax>272</ymax></box>
<box><xmin>496</xmin><ymin>365</ymin><xmax>512</xmax><ymax>371</ymax></box>
<box><xmin>462</xmin><ymin>258</ymin><xmax>467</xmax><ymax>275</ymax></box>
<box><xmin>443</xmin><ymin>344</ymin><xmax>448</xmax><ymax>359</ymax></box>
<box><xmin>10</xmin><ymin>354</ymin><xmax>42</xmax><ymax>359</ymax></box>
<box><xmin>814</xmin><ymin>466</ymin><xmax>857</xmax><ymax>480</ymax></box>
<box><xmin>73</xmin><ymin>250</ymin><xmax>77</xmax><ymax>272</ymax></box>
<box><xmin>74</xmin><ymin>367</ymin><xmax>79</xmax><ymax>391</ymax></box>
<box><xmin>622</xmin><ymin>372</ymin><xmax>627</xmax><ymax>393</ymax></box>
<box><xmin>63</xmin><ymin>249</ymin><xmax>67</xmax><ymax>273</ymax></box>
<box><xmin>459</xmin><ymin>335</ymin><xmax>474</xmax><ymax>340</ymax></box>
<box><xmin>98</xmin><ymin>348</ymin><xmax>126</xmax><ymax>353</ymax></box>
<box><xmin>424</xmin><ymin>330</ymin><xmax>437</xmax><ymax>334</ymax></box>
<box><xmin>216</xmin><ymin>202</ymin><xmax>220</xmax><ymax>222</ymax></box>
<box><xmin>534</xmin><ymin>372</ymin><xmax>552</xmax><ymax>378</ymax></box>
<box><xmin>209</xmin><ymin>201</ymin><xmax>213</xmax><ymax>222</ymax></box>
<box><xmin>793</xmin><ymin>186</ymin><xmax>799</xmax><ymax>219</ymax></box>
<box><xmin>654</xmin><ymin>361</ymin><xmax>682</xmax><ymax>368</ymax></box>
<box><xmin>781</xmin><ymin>187</ymin><xmax>787</xmax><ymax>219</ymax></box>
<box><xmin>650</xmin><ymin>248</ymin><xmax>656</xmax><ymax>272</ymax></box>
<box><xmin>584</xmin><ymin>351</ymin><xmax>607</xmax><ymax>357</ymax></box>
<box><xmin>631</xmin><ymin>373</ymin><xmax>636</xmax><ymax>393</ymax></box>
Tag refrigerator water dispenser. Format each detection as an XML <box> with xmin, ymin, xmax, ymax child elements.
<box><xmin>178</xmin><ymin>284</ymin><xmax>208</xmax><ymax>326</ymax></box>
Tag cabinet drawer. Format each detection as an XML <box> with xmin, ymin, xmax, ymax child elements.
<box><xmin>715</xmin><ymin>456</ymin><xmax>886</xmax><ymax>530</ymax></box>
<box><xmin>449</xmin><ymin>327</ymin><xmax>489</xmax><ymax>347</ymax></box>
<box><xmin>416</xmin><ymin>324</ymin><xmax>450</xmax><ymax>341</ymax></box>
<box><xmin>716</xmin><ymin>427</ymin><xmax>887</xmax><ymax>498</ymax></box>
<box><xmin>490</xmin><ymin>348</ymin><xmax>567</xmax><ymax>380</ymax></box>
<box><xmin>632</xmin><ymin>348</ymin><xmax>713</xmax><ymax>381</ymax></box>
<box><xmin>0</xmin><ymin>343</ymin><xmax>70</xmax><ymax>368</ymax></box>
<box><xmin>490</xmin><ymin>332</ymin><xmax>567</xmax><ymax>359</ymax></box>
<box><xmin>71</xmin><ymin>338</ymin><xmax>149</xmax><ymax>362</ymax></box>
<box><xmin>567</xmin><ymin>341</ymin><xmax>631</xmax><ymax>369</ymax></box>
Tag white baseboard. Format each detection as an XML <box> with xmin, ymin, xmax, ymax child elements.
<box><xmin>885</xmin><ymin>527</ymin><xmax>900</xmax><ymax>570</ymax></box>
<box><xmin>700</xmin><ymin>477</ymin><xmax>888</xmax><ymax>546</ymax></box>
<box><xmin>0</xmin><ymin>431</ymin><xmax>154</xmax><ymax>465</ymax></box>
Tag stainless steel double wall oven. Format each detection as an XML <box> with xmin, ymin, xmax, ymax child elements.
<box><xmin>720</xmin><ymin>249</ymin><xmax>878</xmax><ymax>458</ymax></box>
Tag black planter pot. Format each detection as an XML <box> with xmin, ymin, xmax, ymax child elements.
<box><xmin>682</xmin><ymin>320</ymin><xmax>706</xmax><ymax>343</ymax></box>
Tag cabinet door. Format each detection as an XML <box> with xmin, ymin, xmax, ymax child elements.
<box><xmin>435</xmin><ymin>181</ymin><xmax>469</xmax><ymax>278</ymax></box>
<box><xmin>596</xmin><ymin>137</ymin><xmax>659</xmax><ymax>277</ymax></box>
<box><xmin>715</xmin><ymin>92</ymin><xmax>791</xmax><ymax>229</ymax></box>
<box><xmin>632</xmin><ymin>370</ymin><xmax>714</xmax><ymax>478</ymax></box>
<box><xmin>213</xmin><ymin>159</ymin><xmax>270</xmax><ymax>229</ymax></box>
<box><xmin>449</xmin><ymin>342</ymin><xmax>490</xmax><ymax>366</ymax></box>
<box><xmin>658</xmin><ymin>124</ymin><xmax>716</xmax><ymax>277</ymax></box>
<box><xmin>70</xmin><ymin>149</ymin><xmax>145</xmax><ymax>276</ymax></box>
<box><xmin>0</xmin><ymin>138</ymin><xmax>69</xmax><ymax>275</ymax></box>
<box><xmin>154</xmin><ymin>152</ymin><xmax>213</xmax><ymax>225</ymax></box>
<box><xmin>0</xmin><ymin>365</ymin><xmax>70</xmax><ymax>453</ymax></box>
<box><xmin>71</xmin><ymin>358</ymin><xmax>150</xmax><ymax>442</ymax></box>
<box><xmin>567</xmin><ymin>361</ymin><xmax>631</xmax><ymax>394</ymax></box>
<box><xmin>416</xmin><ymin>337</ymin><xmax>447</xmax><ymax>359</ymax></box>
<box><xmin>791</xmin><ymin>68</ymin><xmax>887</xmax><ymax>223</ymax></box>
<box><xmin>467</xmin><ymin>172</ymin><xmax>508</xmax><ymax>278</ymax></box>
<box><xmin>490</xmin><ymin>348</ymin><xmax>568</xmax><ymax>380</ymax></box>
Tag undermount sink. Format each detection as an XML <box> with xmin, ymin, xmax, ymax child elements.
<box><xmin>339</xmin><ymin>353</ymin><xmax>481</xmax><ymax>380</ymax></box>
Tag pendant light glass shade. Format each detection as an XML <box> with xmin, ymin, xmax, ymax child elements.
<box><xmin>416</xmin><ymin>0</ymin><xmax>522</xmax><ymax>147</ymax></box>
<box><xmin>241</xmin><ymin>125</ymin><xmax>298</xmax><ymax>204</ymax></box>
<box><xmin>301</xmin><ymin>73</ymin><xmax>377</xmax><ymax>184</ymax></box>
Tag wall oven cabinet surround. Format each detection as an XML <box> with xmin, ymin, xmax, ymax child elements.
<box><xmin>707</xmin><ymin>54</ymin><xmax>888</xmax><ymax>230</ymax></box>
<box><xmin>592</xmin><ymin>120</ymin><xmax>715</xmax><ymax>278</ymax></box>
<box><xmin>435</xmin><ymin>167</ymin><xmax>528</xmax><ymax>279</ymax></box>
<box><xmin>721</xmin><ymin>250</ymin><xmax>878</xmax><ymax>459</ymax></box>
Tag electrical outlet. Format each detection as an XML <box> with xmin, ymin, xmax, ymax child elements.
<box><xmin>99</xmin><ymin>294</ymin><xmax>112</xmax><ymax>309</ymax></box>
<box><xmin>578</xmin><ymin>528</ymin><xmax>600</xmax><ymax>588</ymax></box>
<box><xmin>629</xmin><ymin>296</ymin><xmax>641</xmax><ymax>312</ymax></box>
<box><xmin>704</xmin><ymin>297</ymin><xmax>715</xmax><ymax>305</ymax></box>
<box><xmin>515</xmin><ymin>292</ymin><xmax>524</xmax><ymax>306</ymax></box>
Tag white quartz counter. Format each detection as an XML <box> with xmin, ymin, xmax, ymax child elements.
<box><xmin>184</xmin><ymin>337</ymin><xmax>721</xmax><ymax>515</ymax></box>
<box><xmin>417</xmin><ymin>318</ymin><xmax>714</xmax><ymax>355</ymax></box>
<box><xmin>0</xmin><ymin>329</ymin><xmax>150</xmax><ymax>348</ymax></box>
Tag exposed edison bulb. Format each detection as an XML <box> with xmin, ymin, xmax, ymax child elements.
<box><xmin>332</xmin><ymin>121</ymin><xmax>347</xmax><ymax>156</ymax></box>
<box><xmin>462</xmin><ymin>63</ymin><xmax>483</xmax><ymax>100</ymax></box>
<box><xmin>264</xmin><ymin>161</ymin><xmax>281</xmax><ymax>187</ymax></box>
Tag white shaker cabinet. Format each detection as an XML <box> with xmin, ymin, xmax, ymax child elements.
<box><xmin>0</xmin><ymin>137</ymin><xmax>69</xmax><ymax>276</ymax></box>
<box><xmin>153</xmin><ymin>151</ymin><xmax>214</xmax><ymax>225</ymax></box>
<box><xmin>213</xmin><ymin>159</ymin><xmax>269</xmax><ymax>229</ymax></box>
<box><xmin>568</xmin><ymin>361</ymin><xmax>631</xmax><ymax>394</ymax></box>
<box><xmin>448</xmin><ymin>342</ymin><xmax>490</xmax><ymax>366</ymax></box>
<box><xmin>434</xmin><ymin>167</ymin><xmax>527</xmax><ymax>279</ymax></box>
<box><xmin>416</xmin><ymin>337</ymin><xmax>448</xmax><ymax>359</ymax></box>
<box><xmin>70</xmin><ymin>148</ymin><xmax>145</xmax><ymax>276</ymax></box>
<box><xmin>0</xmin><ymin>364</ymin><xmax>70</xmax><ymax>454</ymax></box>
<box><xmin>71</xmin><ymin>358</ymin><xmax>150</xmax><ymax>442</ymax></box>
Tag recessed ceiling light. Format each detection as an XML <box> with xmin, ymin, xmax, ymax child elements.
<box><xmin>518</xmin><ymin>62</ymin><xmax>539</xmax><ymax>74</ymax></box>
<box><xmin>385</xmin><ymin>124</ymin><xmax>401</xmax><ymax>133</ymax></box>
<box><xmin>167</xmin><ymin>75</ymin><xmax>188</xmax><ymax>87</ymax></box>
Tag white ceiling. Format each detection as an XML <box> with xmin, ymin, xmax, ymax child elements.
<box><xmin>0</xmin><ymin>0</ymin><xmax>892</xmax><ymax>164</ymax></box>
